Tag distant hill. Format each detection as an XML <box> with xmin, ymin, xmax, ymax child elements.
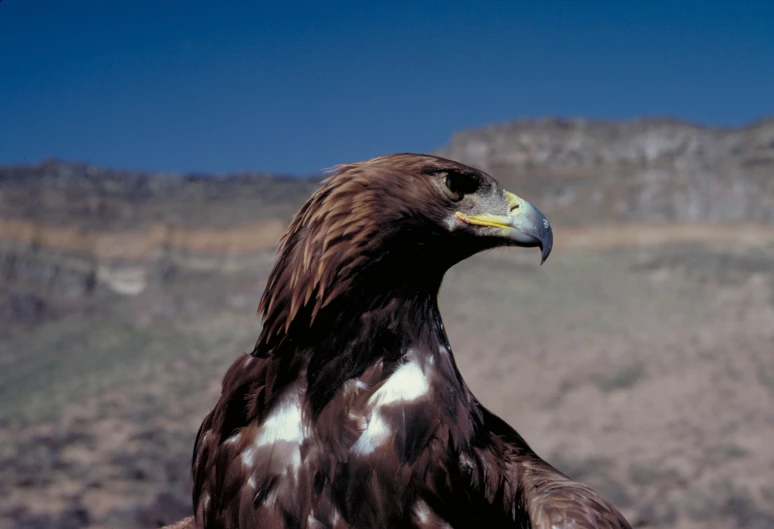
<box><xmin>0</xmin><ymin>161</ymin><xmax>318</xmax><ymax>329</ymax></box>
<box><xmin>1</xmin><ymin>117</ymin><xmax>773</xmax><ymax>329</ymax></box>
<box><xmin>0</xmin><ymin>159</ymin><xmax>321</xmax><ymax>229</ymax></box>
<box><xmin>436</xmin><ymin>117</ymin><xmax>774</xmax><ymax>225</ymax></box>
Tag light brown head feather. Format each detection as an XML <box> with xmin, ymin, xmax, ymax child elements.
<box><xmin>255</xmin><ymin>153</ymin><xmax>473</xmax><ymax>346</ymax></box>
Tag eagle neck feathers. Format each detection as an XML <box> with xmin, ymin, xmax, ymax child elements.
<box><xmin>191</xmin><ymin>157</ymin><xmax>633</xmax><ymax>529</ymax></box>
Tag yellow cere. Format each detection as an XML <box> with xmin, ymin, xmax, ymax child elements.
<box><xmin>504</xmin><ymin>191</ymin><xmax>525</xmax><ymax>216</ymax></box>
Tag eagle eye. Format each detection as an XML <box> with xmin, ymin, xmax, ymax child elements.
<box><xmin>443</xmin><ymin>171</ymin><xmax>479</xmax><ymax>202</ymax></box>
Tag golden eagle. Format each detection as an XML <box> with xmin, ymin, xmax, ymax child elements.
<box><xmin>179</xmin><ymin>154</ymin><xmax>631</xmax><ymax>529</ymax></box>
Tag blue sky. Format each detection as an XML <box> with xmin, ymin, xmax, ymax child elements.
<box><xmin>1</xmin><ymin>1</ymin><xmax>772</xmax><ymax>175</ymax></box>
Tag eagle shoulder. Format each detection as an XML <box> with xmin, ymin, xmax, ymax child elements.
<box><xmin>481</xmin><ymin>410</ymin><xmax>632</xmax><ymax>529</ymax></box>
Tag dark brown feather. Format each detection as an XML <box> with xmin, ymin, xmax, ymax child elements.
<box><xmin>189</xmin><ymin>154</ymin><xmax>631</xmax><ymax>529</ymax></box>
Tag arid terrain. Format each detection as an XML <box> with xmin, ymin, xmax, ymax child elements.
<box><xmin>2</xmin><ymin>118</ymin><xmax>773</xmax><ymax>529</ymax></box>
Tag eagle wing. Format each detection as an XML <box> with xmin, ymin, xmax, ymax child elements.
<box><xmin>483</xmin><ymin>410</ymin><xmax>632</xmax><ymax>529</ymax></box>
<box><xmin>522</xmin><ymin>471</ymin><xmax>632</xmax><ymax>529</ymax></box>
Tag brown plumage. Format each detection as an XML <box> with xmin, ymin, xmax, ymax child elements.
<box><xmin>185</xmin><ymin>154</ymin><xmax>631</xmax><ymax>529</ymax></box>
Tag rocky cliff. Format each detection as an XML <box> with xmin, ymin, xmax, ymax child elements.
<box><xmin>0</xmin><ymin>160</ymin><xmax>320</xmax><ymax>329</ymax></box>
<box><xmin>2</xmin><ymin>118</ymin><xmax>773</xmax><ymax>329</ymax></box>
<box><xmin>437</xmin><ymin>117</ymin><xmax>774</xmax><ymax>225</ymax></box>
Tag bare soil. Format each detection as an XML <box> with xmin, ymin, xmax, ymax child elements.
<box><xmin>2</xmin><ymin>232</ymin><xmax>773</xmax><ymax>529</ymax></box>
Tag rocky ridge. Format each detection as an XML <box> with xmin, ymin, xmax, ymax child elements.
<box><xmin>438</xmin><ymin>117</ymin><xmax>774</xmax><ymax>224</ymax></box>
<box><xmin>1</xmin><ymin>118</ymin><xmax>773</xmax><ymax>330</ymax></box>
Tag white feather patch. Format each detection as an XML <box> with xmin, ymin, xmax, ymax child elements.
<box><xmin>413</xmin><ymin>500</ymin><xmax>452</xmax><ymax>528</ymax></box>
<box><xmin>255</xmin><ymin>391</ymin><xmax>306</xmax><ymax>447</ymax></box>
<box><xmin>241</xmin><ymin>389</ymin><xmax>309</xmax><ymax>472</ymax></box>
<box><xmin>223</xmin><ymin>431</ymin><xmax>242</xmax><ymax>445</ymax></box>
<box><xmin>351</xmin><ymin>353</ymin><xmax>431</xmax><ymax>455</ymax></box>
<box><xmin>368</xmin><ymin>355</ymin><xmax>430</xmax><ymax>408</ymax></box>
<box><xmin>414</xmin><ymin>500</ymin><xmax>432</xmax><ymax>524</ymax></box>
<box><xmin>351</xmin><ymin>413</ymin><xmax>392</xmax><ymax>455</ymax></box>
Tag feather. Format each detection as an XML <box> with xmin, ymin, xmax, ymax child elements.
<box><xmin>185</xmin><ymin>154</ymin><xmax>631</xmax><ymax>529</ymax></box>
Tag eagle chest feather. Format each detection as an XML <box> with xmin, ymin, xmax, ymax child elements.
<box><xmin>195</xmin><ymin>337</ymin><xmax>482</xmax><ymax>529</ymax></box>
<box><xmin>189</xmin><ymin>154</ymin><xmax>631</xmax><ymax>529</ymax></box>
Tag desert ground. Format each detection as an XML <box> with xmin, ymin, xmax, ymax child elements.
<box><xmin>3</xmin><ymin>119</ymin><xmax>774</xmax><ymax>528</ymax></box>
<box><xmin>2</xmin><ymin>225</ymin><xmax>774</xmax><ymax>529</ymax></box>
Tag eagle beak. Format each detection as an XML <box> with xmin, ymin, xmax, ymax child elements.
<box><xmin>455</xmin><ymin>191</ymin><xmax>554</xmax><ymax>264</ymax></box>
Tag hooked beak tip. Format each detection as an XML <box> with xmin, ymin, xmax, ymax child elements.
<box><xmin>540</xmin><ymin>244</ymin><xmax>551</xmax><ymax>265</ymax></box>
<box><xmin>514</xmin><ymin>199</ymin><xmax>553</xmax><ymax>265</ymax></box>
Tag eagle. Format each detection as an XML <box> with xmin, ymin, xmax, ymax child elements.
<box><xmin>172</xmin><ymin>154</ymin><xmax>632</xmax><ymax>529</ymax></box>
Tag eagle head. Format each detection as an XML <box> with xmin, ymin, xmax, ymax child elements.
<box><xmin>258</xmin><ymin>153</ymin><xmax>552</xmax><ymax>344</ymax></box>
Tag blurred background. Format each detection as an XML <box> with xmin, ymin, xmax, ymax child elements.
<box><xmin>1</xmin><ymin>1</ymin><xmax>773</xmax><ymax>528</ymax></box>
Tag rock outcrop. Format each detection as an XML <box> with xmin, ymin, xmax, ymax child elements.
<box><xmin>436</xmin><ymin>117</ymin><xmax>774</xmax><ymax>225</ymax></box>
